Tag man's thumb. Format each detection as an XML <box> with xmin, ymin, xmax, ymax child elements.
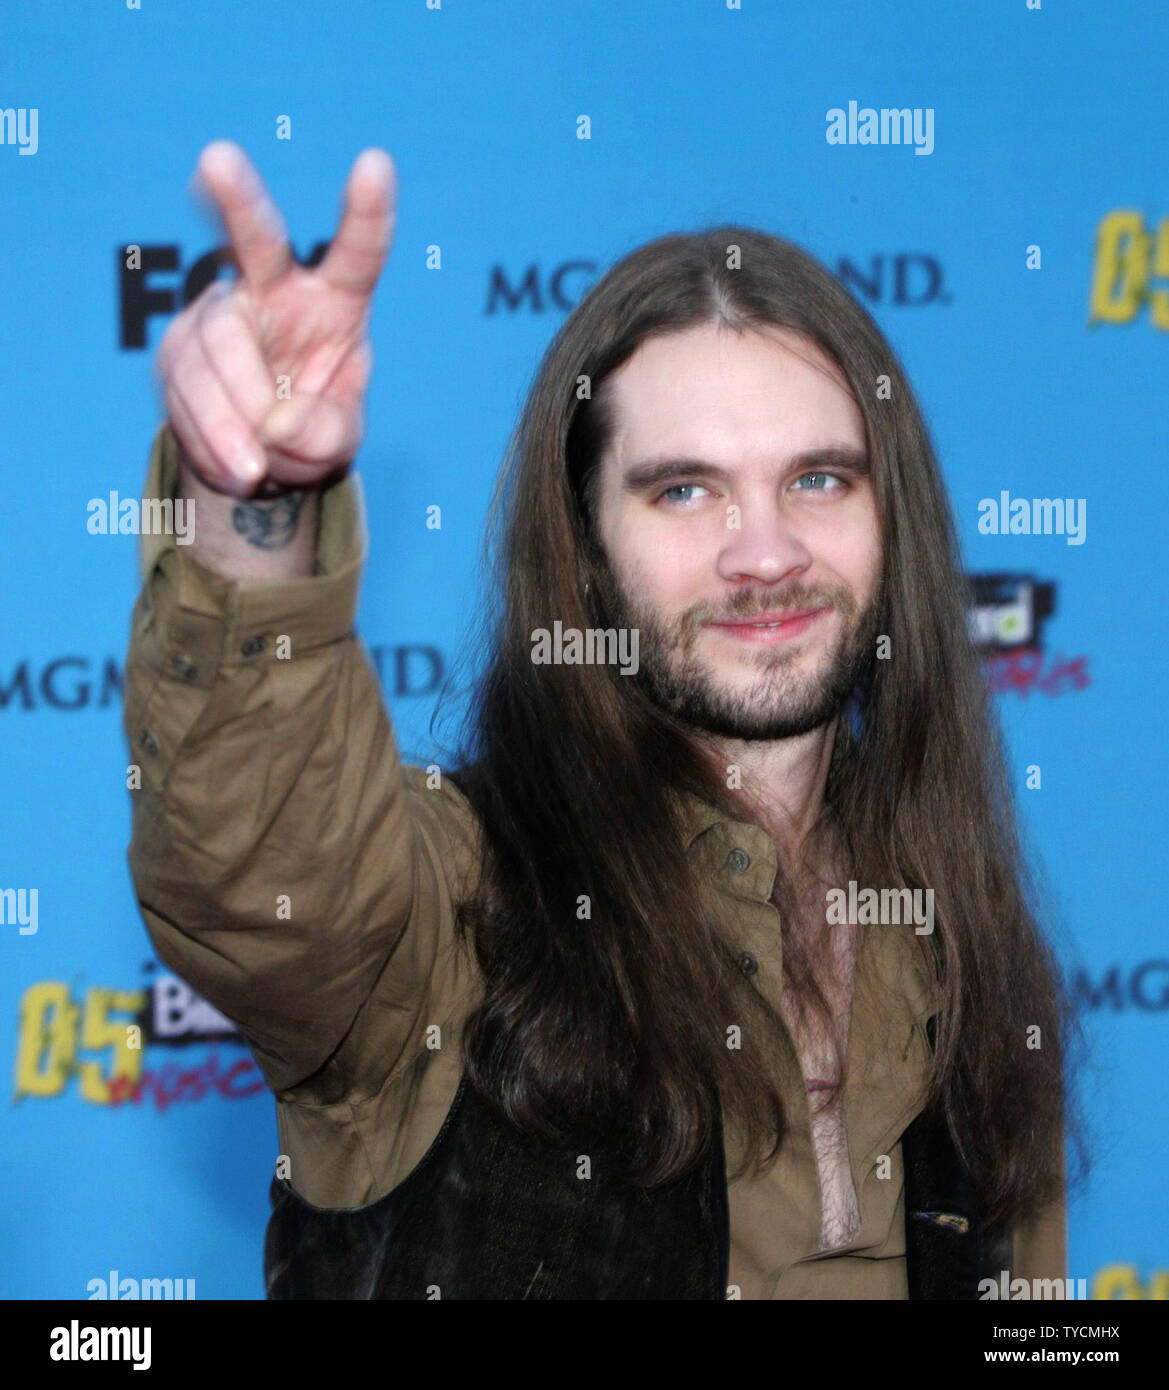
<box><xmin>260</xmin><ymin>396</ymin><xmax>312</xmax><ymax>447</ymax></box>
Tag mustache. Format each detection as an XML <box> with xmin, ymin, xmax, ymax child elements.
<box><xmin>693</xmin><ymin>586</ymin><xmax>851</xmax><ymax>626</ymax></box>
<box><xmin>590</xmin><ymin>567</ymin><xmax>862</xmax><ymax>634</ymax></box>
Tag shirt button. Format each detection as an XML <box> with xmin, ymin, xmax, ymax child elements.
<box><xmin>738</xmin><ymin>951</ymin><xmax>759</xmax><ymax>976</ymax></box>
<box><xmin>171</xmin><ymin>653</ymin><xmax>198</xmax><ymax>681</ymax></box>
<box><xmin>139</xmin><ymin>728</ymin><xmax>160</xmax><ymax>756</ymax></box>
<box><xmin>240</xmin><ymin>635</ymin><xmax>268</xmax><ymax>657</ymax></box>
<box><xmin>727</xmin><ymin>848</ymin><xmax>750</xmax><ymax>873</ymax></box>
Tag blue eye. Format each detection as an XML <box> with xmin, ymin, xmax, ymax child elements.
<box><xmin>794</xmin><ymin>472</ymin><xmax>843</xmax><ymax>492</ymax></box>
<box><xmin>659</xmin><ymin>483</ymin><xmax>710</xmax><ymax>505</ymax></box>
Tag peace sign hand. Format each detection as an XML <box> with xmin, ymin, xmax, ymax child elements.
<box><xmin>157</xmin><ymin>140</ymin><xmax>397</xmax><ymax>496</ymax></box>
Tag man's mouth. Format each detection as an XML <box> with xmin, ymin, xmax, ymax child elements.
<box><xmin>705</xmin><ymin>606</ymin><xmax>830</xmax><ymax>642</ymax></box>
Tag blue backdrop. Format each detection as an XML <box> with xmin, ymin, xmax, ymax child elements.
<box><xmin>2</xmin><ymin>0</ymin><xmax>1165</xmax><ymax>1300</ymax></box>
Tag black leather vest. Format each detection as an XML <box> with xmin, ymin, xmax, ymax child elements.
<box><xmin>265</xmin><ymin>1017</ymin><xmax>1012</xmax><ymax>1300</ymax></box>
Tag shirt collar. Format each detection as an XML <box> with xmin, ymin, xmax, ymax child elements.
<box><xmin>676</xmin><ymin>790</ymin><xmax>729</xmax><ymax>850</ymax></box>
<box><xmin>674</xmin><ymin>789</ymin><xmax>938</xmax><ymax>1021</ymax></box>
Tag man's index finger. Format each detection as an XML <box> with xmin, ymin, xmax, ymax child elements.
<box><xmin>195</xmin><ymin>141</ymin><xmax>293</xmax><ymax>295</ymax></box>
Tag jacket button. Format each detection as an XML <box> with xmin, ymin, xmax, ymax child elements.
<box><xmin>738</xmin><ymin>952</ymin><xmax>759</xmax><ymax>976</ymax></box>
<box><xmin>171</xmin><ymin>653</ymin><xmax>198</xmax><ymax>680</ymax></box>
<box><xmin>727</xmin><ymin>848</ymin><xmax>750</xmax><ymax>873</ymax></box>
<box><xmin>240</xmin><ymin>635</ymin><xmax>268</xmax><ymax>657</ymax></box>
<box><xmin>139</xmin><ymin>728</ymin><xmax>160</xmax><ymax>756</ymax></box>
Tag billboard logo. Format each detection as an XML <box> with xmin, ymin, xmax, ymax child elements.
<box><xmin>968</xmin><ymin>573</ymin><xmax>1056</xmax><ymax>652</ymax></box>
<box><xmin>967</xmin><ymin>573</ymin><xmax>1090</xmax><ymax>698</ymax></box>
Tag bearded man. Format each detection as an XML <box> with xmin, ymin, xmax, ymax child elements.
<box><xmin>124</xmin><ymin>140</ymin><xmax>1073</xmax><ymax>1300</ymax></box>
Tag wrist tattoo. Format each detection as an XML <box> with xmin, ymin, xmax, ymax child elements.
<box><xmin>231</xmin><ymin>490</ymin><xmax>308</xmax><ymax>549</ymax></box>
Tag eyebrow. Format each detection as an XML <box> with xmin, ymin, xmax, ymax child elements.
<box><xmin>621</xmin><ymin>446</ymin><xmax>871</xmax><ymax>495</ymax></box>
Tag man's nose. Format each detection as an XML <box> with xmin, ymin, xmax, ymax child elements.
<box><xmin>714</xmin><ymin>501</ymin><xmax>814</xmax><ymax>587</ymax></box>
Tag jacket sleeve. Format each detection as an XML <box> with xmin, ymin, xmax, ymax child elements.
<box><xmin>122</xmin><ymin>421</ymin><xmax>472</xmax><ymax>1099</ymax></box>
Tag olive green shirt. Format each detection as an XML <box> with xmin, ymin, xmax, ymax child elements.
<box><xmin>123</xmin><ymin>422</ymin><xmax>1067</xmax><ymax>1299</ymax></box>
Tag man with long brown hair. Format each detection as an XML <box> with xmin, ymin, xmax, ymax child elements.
<box><xmin>125</xmin><ymin>140</ymin><xmax>1077</xmax><ymax>1299</ymax></box>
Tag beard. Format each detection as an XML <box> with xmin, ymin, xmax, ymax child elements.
<box><xmin>592</xmin><ymin>561</ymin><xmax>882</xmax><ymax>742</ymax></box>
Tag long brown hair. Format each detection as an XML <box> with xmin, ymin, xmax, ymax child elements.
<box><xmin>434</xmin><ymin>226</ymin><xmax>1084</xmax><ymax>1225</ymax></box>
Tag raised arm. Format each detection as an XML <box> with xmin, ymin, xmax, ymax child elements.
<box><xmin>124</xmin><ymin>144</ymin><xmax>476</xmax><ymax>1102</ymax></box>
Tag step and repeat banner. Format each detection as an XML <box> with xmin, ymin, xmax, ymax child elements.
<box><xmin>2</xmin><ymin>1</ymin><xmax>1165</xmax><ymax>1300</ymax></box>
